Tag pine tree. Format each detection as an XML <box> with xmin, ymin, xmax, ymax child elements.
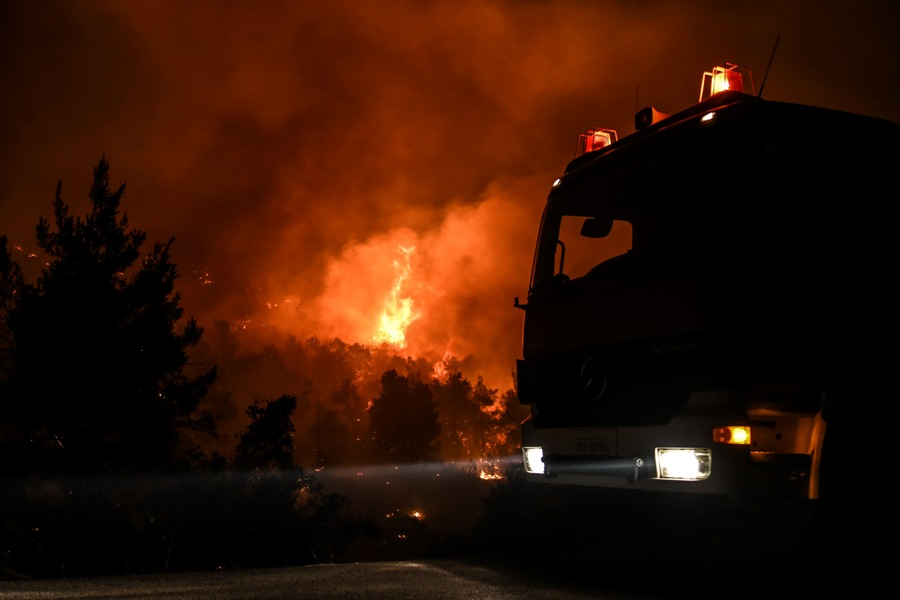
<box><xmin>369</xmin><ymin>369</ymin><xmax>441</xmax><ymax>463</ymax></box>
<box><xmin>235</xmin><ymin>395</ymin><xmax>297</xmax><ymax>471</ymax></box>
<box><xmin>0</xmin><ymin>157</ymin><xmax>215</xmax><ymax>474</ymax></box>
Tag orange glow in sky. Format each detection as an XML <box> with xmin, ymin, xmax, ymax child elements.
<box><xmin>2</xmin><ymin>0</ymin><xmax>896</xmax><ymax>409</ymax></box>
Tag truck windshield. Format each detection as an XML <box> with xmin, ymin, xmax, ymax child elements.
<box><xmin>530</xmin><ymin>174</ymin><xmax>707</xmax><ymax>290</ymax></box>
<box><xmin>556</xmin><ymin>215</ymin><xmax>632</xmax><ymax>280</ymax></box>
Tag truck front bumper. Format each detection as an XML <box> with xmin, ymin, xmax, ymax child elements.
<box><xmin>521</xmin><ymin>420</ymin><xmax>812</xmax><ymax>500</ymax></box>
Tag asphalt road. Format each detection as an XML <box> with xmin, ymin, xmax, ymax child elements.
<box><xmin>0</xmin><ymin>559</ymin><xmax>661</xmax><ymax>600</ymax></box>
<box><xmin>0</xmin><ymin>545</ymin><xmax>854</xmax><ymax>600</ymax></box>
<box><xmin>0</xmin><ymin>509</ymin><xmax>874</xmax><ymax>600</ymax></box>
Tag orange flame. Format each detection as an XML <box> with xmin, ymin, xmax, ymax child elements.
<box><xmin>372</xmin><ymin>246</ymin><xmax>420</xmax><ymax>348</ymax></box>
<box><xmin>477</xmin><ymin>458</ymin><xmax>505</xmax><ymax>480</ymax></box>
<box><xmin>431</xmin><ymin>349</ymin><xmax>454</xmax><ymax>383</ymax></box>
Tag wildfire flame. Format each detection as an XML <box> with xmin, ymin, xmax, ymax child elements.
<box><xmin>431</xmin><ymin>350</ymin><xmax>454</xmax><ymax>383</ymax></box>
<box><xmin>372</xmin><ymin>246</ymin><xmax>420</xmax><ymax>348</ymax></box>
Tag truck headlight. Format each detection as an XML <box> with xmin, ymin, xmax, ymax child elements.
<box><xmin>655</xmin><ymin>448</ymin><xmax>711</xmax><ymax>480</ymax></box>
<box><xmin>522</xmin><ymin>446</ymin><xmax>545</xmax><ymax>474</ymax></box>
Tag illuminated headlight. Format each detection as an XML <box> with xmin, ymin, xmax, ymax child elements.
<box><xmin>522</xmin><ymin>447</ymin><xmax>545</xmax><ymax>474</ymax></box>
<box><xmin>655</xmin><ymin>448</ymin><xmax>711</xmax><ymax>480</ymax></box>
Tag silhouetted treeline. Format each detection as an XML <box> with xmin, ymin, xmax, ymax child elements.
<box><xmin>0</xmin><ymin>158</ymin><xmax>529</xmax><ymax>579</ymax></box>
<box><xmin>195</xmin><ymin>329</ymin><xmax>525</xmax><ymax>471</ymax></box>
<box><xmin>0</xmin><ymin>159</ymin><xmax>363</xmax><ymax>577</ymax></box>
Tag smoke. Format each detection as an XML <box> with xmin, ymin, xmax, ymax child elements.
<box><xmin>302</xmin><ymin>180</ymin><xmax>542</xmax><ymax>389</ymax></box>
<box><xmin>2</xmin><ymin>0</ymin><xmax>898</xmax><ymax>397</ymax></box>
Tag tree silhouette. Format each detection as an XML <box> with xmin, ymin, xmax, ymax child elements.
<box><xmin>0</xmin><ymin>157</ymin><xmax>215</xmax><ymax>474</ymax></box>
<box><xmin>369</xmin><ymin>369</ymin><xmax>441</xmax><ymax>463</ymax></box>
<box><xmin>430</xmin><ymin>371</ymin><xmax>479</xmax><ymax>461</ymax></box>
<box><xmin>235</xmin><ymin>394</ymin><xmax>297</xmax><ymax>471</ymax></box>
<box><xmin>0</xmin><ymin>236</ymin><xmax>23</xmax><ymax>384</ymax></box>
<box><xmin>305</xmin><ymin>379</ymin><xmax>367</xmax><ymax>468</ymax></box>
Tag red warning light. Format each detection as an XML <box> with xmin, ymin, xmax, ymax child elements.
<box><xmin>575</xmin><ymin>128</ymin><xmax>617</xmax><ymax>157</ymax></box>
<box><xmin>700</xmin><ymin>63</ymin><xmax>754</xmax><ymax>101</ymax></box>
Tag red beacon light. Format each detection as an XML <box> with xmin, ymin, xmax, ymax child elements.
<box><xmin>575</xmin><ymin>128</ymin><xmax>617</xmax><ymax>157</ymax></box>
<box><xmin>699</xmin><ymin>63</ymin><xmax>755</xmax><ymax>101</ymax></box>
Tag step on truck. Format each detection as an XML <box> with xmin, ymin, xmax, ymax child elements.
<box><xmin>516</xmin><ymin>64</ymin><xmax>897</xmax><ymax>510</ymax></box>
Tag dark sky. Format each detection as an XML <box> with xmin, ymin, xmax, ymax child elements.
<box><xmin>2</xmin><ymin>0</ymin><xmax>898</xmax><ymax>391</ymax></box>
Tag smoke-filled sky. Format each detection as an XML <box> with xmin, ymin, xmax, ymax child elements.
<box><xmin>3</xmin><ymin>0</ymin><xmax>899</xmax><ymax>392</ymax></box>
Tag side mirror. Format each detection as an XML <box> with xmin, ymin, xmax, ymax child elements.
<box><xmin>581</xmin><ymin>217</ymin><xmax>614</xmax><ymax>239</ymax></box>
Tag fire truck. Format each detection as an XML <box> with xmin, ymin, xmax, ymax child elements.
<box><xmin>516</xmin><ymin>64</ymin><xmax>897</xmax><ymax>509</ymax></box>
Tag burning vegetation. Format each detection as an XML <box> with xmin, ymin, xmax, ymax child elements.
<box><xmin>0</xmin><ymin>158</ymin><xmax>528</xmax><ymax>578</ymax></box>
<box><xmin>372</xmin><ymin>245</ymin><xmax>420</xmax><ymax>348</ymax></box>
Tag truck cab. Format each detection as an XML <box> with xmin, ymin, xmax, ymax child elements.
<box><xmin>517</xmin><ymin>65</ymin><xmax>898</xmax><ymax>504</ymax></box>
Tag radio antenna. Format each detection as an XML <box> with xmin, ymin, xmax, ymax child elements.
<box><xmin>758</xmin><ymin>35</ymin><xmax>780</xmax><ymax>97</ymax></box>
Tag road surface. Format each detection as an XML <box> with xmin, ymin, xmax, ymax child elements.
<box><xmin>0</xmin><ymin>513</ymin><xmax>873</xmax><ymax>600</ymax></box>
<box><xmin>0</xmin><ymin>559</ymin><xmax>661</xmax><ymax>600</ymax></box>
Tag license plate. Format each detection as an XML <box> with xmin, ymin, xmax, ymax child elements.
<box><xmin>577</xmin><ymin>437</ymin><xmax>609</xmax><ymax>455</ymax></box>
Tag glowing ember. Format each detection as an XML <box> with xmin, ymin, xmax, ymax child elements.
<box><xmin>372</xmin><ymin>246</ymin><xmax>420</xmax><ymax>348</ymax></box>
<box><xmin>477</xmin><ymin>460</ymin><xmax>505</xmax><ymax>480</ymax></box>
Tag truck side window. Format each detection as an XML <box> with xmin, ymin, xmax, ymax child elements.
<box><xmin>557</xmin><ymin>216</ymin><xmax>632</xmax><ymax>280</ymax></box>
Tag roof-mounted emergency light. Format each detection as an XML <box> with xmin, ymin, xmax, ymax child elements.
<box><xmin>699</xmin><ymin>63</ymin><xmax>755</xmax><ymax>101</ymax></box>
<box><xmin>575</xmin><ymin>128</ymin><xmax>617</xmax><ymax>157</ymax></box>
